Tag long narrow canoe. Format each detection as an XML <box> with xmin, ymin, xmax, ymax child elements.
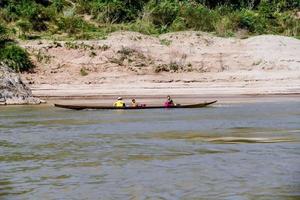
<box><xmin>54</xmin><ymin>100</ymin><xmax>217</xmax><ymax>110</ymax></box>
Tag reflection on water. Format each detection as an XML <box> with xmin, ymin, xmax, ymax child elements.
<box><xmin>0</xmin><ymin>102</ymin><xmax>300</xmax><ymax>200</ymax></box>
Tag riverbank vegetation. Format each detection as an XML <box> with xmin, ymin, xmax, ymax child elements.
<box><xmin>0</xmin><ymin>0</ymin><xmax>299</xmax><ymax>40</ymax></box>
<box><xmin>0</xmin><ymin>24</ymin><xmax>33</xmax><ymax>72</ymax></box>
<box><xmin>0</xmin><ymin>0</ymin><xmax>299</xmax><ymax>71</ymax></box>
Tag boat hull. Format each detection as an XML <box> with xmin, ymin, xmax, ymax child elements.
<box><xmin>54</xmin><ymin>100</ymin><xmax>217</xmax><ymax>110</ymax></box>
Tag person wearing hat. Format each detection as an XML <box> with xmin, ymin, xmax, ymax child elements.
<box><xmin>114</xmin><ymin>97</ymin><xmax>126</xmax><ymax>107</ymax></box>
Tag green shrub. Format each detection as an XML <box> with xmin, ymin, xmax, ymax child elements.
<box><xmin>275</xmin><ymin>12</ymin><xmax>300</xmax><ymax>36</ymax></box>
<box><xmin>238</xmin><ymin>9</ymin><xmax>266</xmax><ymax>33</ymax></box>
<box><xmin>238</xmin><ymin>10</ymin><xmax>256</xmax><ymax>31</ymax></box>
<box><xmin>0</xmin><ymin>45</ymin><xmax>33</xmax><ymax>72</ymax></box>
<box><xmin>15</xmin><ymin>1</ymin><xmax>49</xmax><ymax>31</ymax></box>
<box><xmin>169</xmin><ymin>17</ymin><xmax>186</xmax><ymax>31</ymax></box>
<box><xmin>0</xmin><ymin>23</ymin><xmax>10</xmax><ymax>46</ymax></box>
<box><xmin>128</xmin><ymin>19</ymin><xmax>159</xmax><ymax>35</ymax></box>
<box><xmin>179</xmin><ymin>3</ymin><xmax>219</xmax><ymax>32</ymax></box>
<box><xmin>76</xmin><ymin>0</ymin><xmax>92</xmax><ymax>15</ymax></box>
<box><xmin>57</xmin><ymin>16</ymin><xmax>96</xmax><ymax>35</ymax></box>
<box><xmin>91</xmin><ymin>1</ymin><xmax>127</xmax><ymax>23</ymax></box>
<box><xmin>214</xmin><ymin>16</ymin><xmax>236</xmax><ymax>37</ymax></box>
<box><xmin>90</xmin><ymin>0</ymin><xmax>147</xmax><ymax>23</ymax></box>
<box><xmin>146</xmin><ymin>0</ymin><xmax>179</xmax><ymax>27</ymax></box>
<box><xmin>197</xmin><ymin>0</ymin><xmax>259</xmax><ymax>9</ymax></box>
<box><xmin>258</xmin><ymin>0</ymin><xmax>277</xmax><ymax>18</ymax></box>
<box><xmin>51</xmin><ymin>0</ymin><xmax>65</xmax><ymax>12</ymax></box>
<box><xmin>0</xmin><ymin>8</ymin><xmax>18</xmax><ymax>22</ymax></box>
<box><xmin>16</xmin><ymin>19</ymin><xmax>32</xmax><ymax>38</ymax></box>
<box><xmin>215</xmin><ymin>5</ymin><xmax>235</xmax><ymax>16</ymax></box>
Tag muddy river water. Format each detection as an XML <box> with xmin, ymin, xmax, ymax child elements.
<box><xmin>0</xmin><ymin>101</ymin><xmax>299</xmax><ymax>200</ymax></box>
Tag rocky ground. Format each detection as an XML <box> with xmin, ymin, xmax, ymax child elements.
<box><xmin>17</xmin><ymin>31</ymin><xmax>300</xmax><ymax>100</ymax></box>
<box><xmin>0</xmin><ymin>63</ymin><xmax>42</xmax><ymax>105</ymax></box>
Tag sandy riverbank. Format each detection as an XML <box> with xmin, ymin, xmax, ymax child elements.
<box><xmin>16</xmin><ymin>31</ymin><xmax>300</xmax><ymax>105</ymax></box>
<box><xmin>31</xmin><ymin>81</ymin><xmax>300</xmax><ymax>106</ymax></box>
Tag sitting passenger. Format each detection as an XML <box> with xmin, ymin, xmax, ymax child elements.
<box><xmin>114</xmin><ymin>97</ymin><xmax>125</xmax><ymax>107</ymax></box>
<box><xmin>164</xmin><ymin>95</ymin><xmax>175</xmax><ymax>107</ymax></box>
<box><xmin>131</xmin><ymin>99</ymin><xmax>138</xmax><ymax>107</ymax></box>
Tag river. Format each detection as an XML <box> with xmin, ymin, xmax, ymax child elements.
<box><xmin>0</xmin><ymin>101</ymin><xmax>299</xmax><ymax>200</ymax></box>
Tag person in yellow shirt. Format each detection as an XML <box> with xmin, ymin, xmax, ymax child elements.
<box><xmin>114</xmin><ymin>97</ymin><xmax>125</xmax><ymax>107</ymax></box>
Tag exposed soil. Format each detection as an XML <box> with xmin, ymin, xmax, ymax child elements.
<box><xmin>19</xmin><ymin>31</ymin><xmax>300</xmax><ymax>99</ymax></box>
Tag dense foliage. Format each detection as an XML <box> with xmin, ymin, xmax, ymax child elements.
<box><xmin>0</xmin><ymin>0</ymin><xmax>299</xmax><ymax>39</ymax></box>
<box><xmin>0</xmin><ymin>0</ymin><xmax>298</xmax><ymax>71</ymax></box>
<box><xmin>0</xmin><ymin>23</ymin><xmax>33</xmax><ymax>72</ymax></box>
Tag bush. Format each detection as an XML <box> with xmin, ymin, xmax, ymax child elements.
<box><xmin>0</xmin><ymin>23</ymin><xmax>10</xmax><ymax>46</ymax></box>
<box><xmin>91</xmin><ymin>0</ymin><xmax>129</xmax><ymax>23</ymax></box>
<box><xmin>57</xmin><ymin>16</ymin><xmax>96</xmax><ymax>35</ymax></box>
<box><xmin>90</xmin><ymin>0</ymin><xmax>147</xmax><ymax>23</ymax></box>
<box><xmin>179</xmin><ymin>3</ymin><xmax>219</xmax><ymax>32</ymax></box>
<box><xmin>275</xmin><ymin>12</ymin><xmax>300</xmax><ymax>36</ymax></box>
<box><xmin>1</xmin><ymin>1</ymin><xmax>52</xmax><ymax>31</ymax></box>
<box><xmin>238</xmin><ymin>9</ymin><xmax>266</xmax><ymax>33</ymax></box>
<box><xmin>0</xmin><ymin>45</ymin><xmax>33</xmax><ymax>72</ymax></box>
<box><xmin>197</xmin><ymin>0</ymin><xmax>260</xmax><ymax>9</ymax></box>
<box><xmin>214</xmin><ymin>16</ymin><xmax>236</xmax><ymax>37</ymax></box>
<box><xmin>258</xmin><ymin>0</ymin><xmax>276</xmax><ymax>18</ymax></box>
<box><xmin>146</xmin><ymin>0</ymin><xmax>179</xmax><ymax>27</ymax></box>
<box><xmin>76</xmin><ymin>0</ymin><xmax>92</xmax><ymax>15</ymax></box>
<box><xmin>169</xmin><ymin>17</ymin><xmax>186</xmax><ymax>31</ymax></box>
<box><xmin>16</xmin><ymin>19</ymin><xmax>32</xmax><ymax>37</ymax></box>
<box><xmin>0</xmin><ymin>23</ymin><xmax>33</xmax><ymax>72</ymax></box>
<box><xmin>128</xmin><ymin>19</ymin><xmax>159</xmax><ymax>35</ymax></box>
<box><xmin>51</xmin><ymin>0</ymin><xmax>64</xmax><ymax>12</ymax></box>
<box><xmin>0</xmin><ymin>8</ymin><xmax>18</xmax><ymax>22</ymax></box>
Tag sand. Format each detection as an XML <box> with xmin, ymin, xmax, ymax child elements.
<box><xmin>18</xmin><ymin>31</ymin><xmax>300</xmax><ymax>104</ymax></box>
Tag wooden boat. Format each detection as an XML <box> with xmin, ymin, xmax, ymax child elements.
<box><xmin>54</xmin><ymin>100</ymin><xmax>217</xmax><ymax>110</ymax></box>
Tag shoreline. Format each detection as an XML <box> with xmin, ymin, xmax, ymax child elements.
<box><xmin>3</xmin><ymin>93</ymin><xmax>299</xmax><ymax>108</ymax></box>
<box><xmin>27</xmin><ymin>82</ymin><xmax>300</xmax><ymax>105</ymax></box>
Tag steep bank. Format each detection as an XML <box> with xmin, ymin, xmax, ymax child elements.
<box><xmin>19</xmin><ymin>31</ymin><xmax>300</xmax><ymax>98</ymax></box>
<box><xmin>0</xmin><ymin>63</ymin><xmax>42</xmax><ymax>105</ymax></box>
